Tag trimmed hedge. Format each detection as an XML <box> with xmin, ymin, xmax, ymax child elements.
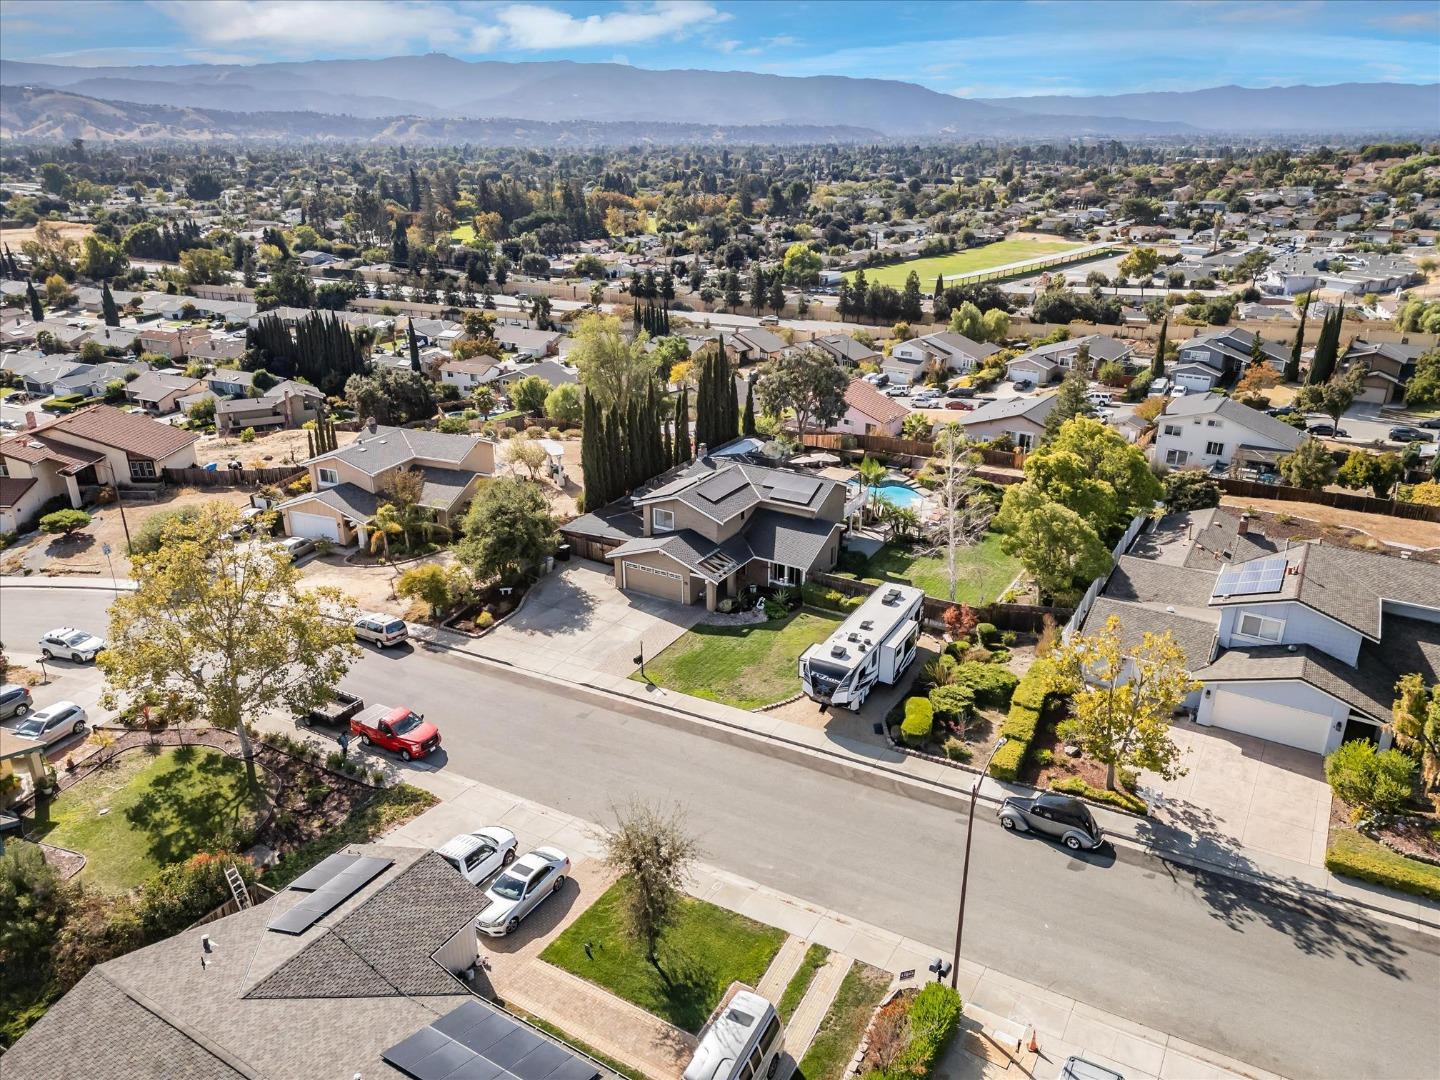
<box><xmin>1325</xmin><ymin>828</ymin><xmax>1440</xmax><ymax>901</ymax></box>
<box><xmin>1051</xmin><ymin>776</ymin><xmax>1148</xmax><ymax>815</ymax></box>
<box><xmin>989</xmin><ymin>658</ymin><xmax>1066</xmax><ymax>782</ymax></box>
<box><xmin>928</xmin><ymin>684</ymin><xmax>976</xmax><ymax>722</ymax></box>
<box><xmin>890</xmin><ymin>983</ymin><xmax>964</xmax><ymax>1079</ymax></box>
<box><xmin>900</xmin><ymin>697</ymin><xmax>933</xmax><ymax>746</ymax></box>
<box><xmin>950</xmin><ymin>661</ymin><xmax>1019</xmax><ymax>709</ymax></box>
<box><xmin>801</xmin><ymin>581</ymin><xmax>865</xmax><ymax>613</ymax></box>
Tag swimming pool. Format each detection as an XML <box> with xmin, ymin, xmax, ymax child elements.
<box><xmin>869</xmin><ymin>482</ymin><xmax>923</xmax><ymax>509</ymax></box>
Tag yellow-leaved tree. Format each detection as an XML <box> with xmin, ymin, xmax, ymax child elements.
<box><xmin>98</xmin><ymin>503</ymin><xmax>360</xmax><ymax>797</ymax></box>
<box><xmin>1051</xmin><ymin>615</ymin><xmax>1199</xmax><ymax>791</ymax></box>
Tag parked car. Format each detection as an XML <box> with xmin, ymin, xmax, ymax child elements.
<box><xmin>1013</xmin><ymin>379</ymin><xmax>1034</xmax><ymax>391</ymax></box>
<box><xmin>1266</xmin><ymin>405</ymin><xmax>1296</xmax><ymax>417</ymax></box>
<box><xmin>944</xmin><ymin>400</ymin><xmax>973</xmax><ymax>411</ymax></box>
<box><xmin>225</xmin><ymin>506</ymin><xmax>270</xmax><ymax>541</ymax></box>
<box><xmin>436</xmin><ymin>826</ymin><xmax>519</xmax><ymax>885</ymax></box>
<box><xmin>998</xmin><ymin>793</ymin><xmax>1104</xmax><ymax>851</ymax></box>
<box><xmin>350</xmin><ymin>703</ymin><xmax>441</xmax><ymax>761</ymax></box>
<box><xmin>353</xmin><ymin>613</ymin><xmax>409</xmax><ymax>648</ymax></box>
<box><xmin>0</xmin><ymin>684</ymin><xmax>34</xmax><ymax>720</ymax></box>
<box><xmin>272</xmin><ymin>537</ymin><xmax>316</xmax><ymax>561</ymax></box>
<box><xmin>12</xmin><ymin>701</ymin><xmax>88</xmax><ymax>747</ymax></box>
<box><xmin>1388</xmin><ymin>425</ymin><xmax>1433</xmax><ymax>443</ymax></box>
<box><xmin>1307</xmin><ymin>423</ymin><xmax>1349</xmax><ymax>438</ymax></box>
<box><xmin>1419</xmin><ymin>417</ymin><xmax>1440</xmax><ymax>430</ymax></box>
<box><xmin>1059</xmin><ymin>1057</ymin><xmax>1125</xmax><ymax>1080</ymax></box>
<box><xmin>474</xmin><ymin>847</ymin><xmax>571</xmax><ymax>936</ymax></box>
<box><xmin>946</xmin><ymin>385</ymin><xmax>975</xmax><ymax>398</ymax></box>
<box><xmin>38</xmin><ymin>628</ymin><xmax>105</xmax><ymax>663</ymax></box>
<box><xmin>758</xmin><ymin>315</ymin><xmax>780</xmax><ymax>326</ymax></box>
<box><xmin>883</xmin><ymin>386</ymin><xmax>908</xmax><ymax>397</ymax></box>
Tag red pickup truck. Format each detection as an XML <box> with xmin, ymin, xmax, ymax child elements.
<box><xmin>350</xmin><ymin>704</ymin><xmax>441</xmax><ymax>761</ymax></box>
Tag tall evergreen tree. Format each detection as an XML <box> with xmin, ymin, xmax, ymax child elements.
<box><xmin>1308</xmin><ymin>305</ymin><xmax>1343</xmax><ymax>384</ymax></box>
<box><xmin>580</xmin><ymin>390</ymin><xmax>603</xmax><ymax>510</ymax></box>
<box><xmin>407</xmin><ymin>317</ymin><xmax>421</xmax><ymax>373</ymax></box>
<box><xmin>934</xmin><ymin>274</ymin><xmax>944</xmax><ymax>299</ymax></box>
<box><xmin>100</xmin><ymin>281</ymin><xmax>120</xmax><ymax>327</ymax></box>
<box><xmin>390</xmin><ymin>221</ymin><xmax>408</xmax><ymax>266</ymax></box>
<box><xmin>1286</xmin><ymin>292</ymin><xmax>1311</xmax><ymax>383</ymax></box>
<box><xmin>674</xmin><ymin>385</ymin><xmax>691</xmax><ymax>464</ymax></box>
<box><xmin>742</xmin><ymin>378</ymin><xmax>756</xmax><ymax>436</ymax></box>
<box><xmin>1151</xmin><ymin>314</ymin><xmax>1167</xmax><ymax>378</ymax></box>
<box><xmin>26</xmin><ymin>280</ymin><xmax>43</xmax><ymax>322</ymax></box>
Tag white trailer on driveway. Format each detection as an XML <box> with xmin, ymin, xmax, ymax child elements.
<box><xmin>798</xmin><ymin>583</ymin><xmax>925</xmax><ymax>709</ymax></box>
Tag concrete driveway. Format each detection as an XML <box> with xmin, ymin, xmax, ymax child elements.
<box><xmin>472</xmin><ymin>560</ymin><xmax>704</xmax><ymax>681</ymax></box>
<box><xmin>1138</xmin><ymin>722</ymin><xmax>1332</xmax><ymax>868</ymax></box>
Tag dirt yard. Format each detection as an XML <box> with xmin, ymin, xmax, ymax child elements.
<box><xmin>0</xmin><ymin>221</ymin><xmax>94</xmax><ymax>249</ymax></box>
<box><xmin>1219</xmin><ymin>495</ymin><xmax>1440</xmax><ymax>550</ymax></box>
<box><xmin>2</xmin><ymin>488</ymin><xmax>251</xmax><ymax>578</ymax></box>
<box><xmin>193</xmin><ymin>427</ymin><xmax>357</xmax><ymax>469</ymax></box>
<box><xmin>298</xmin><ymin>549</ymin><xmax>459</xmax><ymax>617</ymax></box>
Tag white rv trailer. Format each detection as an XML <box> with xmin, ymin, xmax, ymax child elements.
<box><xmin>799</xmin><ymin>583</ymin><xmax>925</xmax><ymax>708</ymax></box>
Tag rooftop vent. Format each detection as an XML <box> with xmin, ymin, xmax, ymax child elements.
<box><xmin>830</xmin><ymin>644</ymin><xmax>847</xmax><ymax>659</ymax></box>
<box><xmin>883</xmin><ymin>588</ymin><xmax>902</xmax><ymax>604</ymax></box>
<box><xmin>860</xmin><ymin>620</ymin><xmax>874</xmax><ymax>630</ymax></box>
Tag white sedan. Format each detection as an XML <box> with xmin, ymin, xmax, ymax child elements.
<box><xmin>38</xmin><ymin>628</ymin><xmax>105</xmax><ymax>663</ymax></box>
<box><xmin>12</xmin><ymin>701</ymin><xmax>88</xmax><ymax>747</ymax></box>
<box><xmin>436</xmin><ymin>826</ymin><xmax>518</xmax><ymax>885</ymax></box>
<box><xmin>474</xmin><ymin>847</ymin><xmax>570</xmax><ymax>937</ymax></box>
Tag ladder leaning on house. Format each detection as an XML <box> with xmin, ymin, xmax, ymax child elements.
<box><xmin>225</xmin><ymin>865</ymin><xmax>251</xmax><ymax>909</ymax></box>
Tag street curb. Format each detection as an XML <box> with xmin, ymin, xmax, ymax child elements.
<box><xmin>418</xmin><ymin>639</ymin><xmax>1440</xmax><ymax>936</ymax></box>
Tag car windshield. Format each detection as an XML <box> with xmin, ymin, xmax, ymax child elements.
<box><xmin>392</xmin><ymin>711</ymin><xmax>423</xmax><ymax>736</ymax></box>
<box><xmin>383</xmin><ymin>621</ymin><xmax>405</xmax><ymax>635</ymax></box>
<box><xmin>61</xmin><ymin>632</ymin><xmax>89</xmax><ymax>645</ymax></box>
<box><xmin>490</xmin><ymin>872</ymin><xmax>527</xmax><ymax>900</ymax></box>
<box><xmin>15</xmin><ymin>719</ymin><xmax>45</xmax><ymax>736</ymax></box>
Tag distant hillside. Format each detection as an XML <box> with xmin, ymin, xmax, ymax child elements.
<box><xmin>980</xmin><ymin>82</ymin><xmax>1440</xmax><ymax>134</ymax></box>
<box><xmin>0</xmin><ymin>85</ymin><xmax>885</xmax><ymax>145</ymax></box>
<box><xmin>0</xmin><ymin>53</ymin><xmax>1189</xmax><ymax>138</ymax></box>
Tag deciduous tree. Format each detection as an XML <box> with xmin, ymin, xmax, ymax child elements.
<box><xmin>600</xmin><ymin>799</ymin><xmax>700</xmax><ymax>970</ymax></box>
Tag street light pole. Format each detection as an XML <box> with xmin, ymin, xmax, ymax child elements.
<box><xmin>99</xmin><ymin>461</ymin><xmax>133</xmax><ymax>555</ymax></box>
<box><xmin>951</xmin><ymin>736</ymin><xmax>1006</xmax><ymax>989</ymax></box>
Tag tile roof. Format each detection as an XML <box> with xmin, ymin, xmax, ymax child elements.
<box><xmin>0</xmin><ymin>431</ymin><xmax>104</xmax><ymax>473</ymax></box>
<box><xmin>31</xmin><ymin>403</ymin><xmax>200</xmax><ymax>461</ymax></box>
<box><xmin>0</xmin><ymin>474</ymin><xmax>37</xmax><ymax>508</ymax></box>
<box><xmin>843</xmin><ymin>378</ymin><xmax>907</xmax><ymax>426</ymax></box>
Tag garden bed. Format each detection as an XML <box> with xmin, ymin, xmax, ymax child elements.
<box><xmin>445</xmin><ymin>580</ymin><xmax>528</xmax><ymax>634</ymax></box>
<box><xmin>1325</xmin><ymin>826</ymin><xmax>1440</xmax><ymax>901</ymax></box>
<box><xmin>794</xmin><ymin>961</ymin><xmax>891</xmax><ymax>1080</ymax></box>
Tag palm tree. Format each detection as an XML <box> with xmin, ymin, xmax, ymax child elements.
<box><xmin>857</xmin><ymin>455</ymin><xmax>886</xmax><ymax>524</ymax></box>
<box><xmin>368</xmin><ymin>504</ymin><xmax>405</xmax><ymax>594</ymax></box>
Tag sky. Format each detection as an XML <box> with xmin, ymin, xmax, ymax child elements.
<box><xmin>0</xmin><ymin>0</ymin><xmax>1436</xmax><ymax>98</ymax></box>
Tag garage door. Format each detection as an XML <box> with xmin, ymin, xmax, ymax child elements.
<box><xmin>1354</xmin><ymin>383</ymin><xmax>1387</xmax><ymax>405</ymax></box>
<box><xmin>1206</xmin><ymin>689</ymin><xmax>1330</xmax><ymax>754</ymax></box>
<box><xmin>288</xmin><ymin>511</ymin><xmax>343</xmax><ymax>543</ymax></box>
<box><xmin>622</xmin><ymin>561</ymin><xmax>687</xmax><ymax>604</ymax></box>
<box><xmin>1175</xmin><ymin>372</ymin><xmax>1212</xmax><ymax>391</ymax></box>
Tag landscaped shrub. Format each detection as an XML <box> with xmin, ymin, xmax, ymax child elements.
<box><xmin>928</xmin><ymin>684</ymin><xmax>976</xmax><ymax>723</ymax></box>
<box><xmin>942</xmin><ymin>737</ymin><xmax>972</xmax><ymax>763</ymax></box>
<box><xmin>131</xmin><ymin>508</ymin><xmax>203</xmax><ymax>556</ymax></box>
<box><xmin>134</xmin><ymin>851</ymin><xmax>257</xmax><ymax>939</ymax></box>
<box><xmin>1051</xmin><ymin>776</ymin><xmax>1148</xmax><ymax>815</ymax></box>
<box><xmin>975</xmin><ymin>622</ymin><xmax>997</xmax><ymax>645</ymax></box>
<box><xmin>987</xmin><ymin>648</ymin><xmax>1011</xmax><ymax>665</ymax></box>
<box><xmin>989</xmin><ymin>658</ymin><xmax>1066</xmax><ymax>781</ymax></box>
<box><xmin>1325</xmin><ymin>741</ymin><xmax>1417</xmax><ymax>819</ymax></box>
<box><xmin>1325</xmin><ymin>828</ymin><xmax>1440</xmax><ymax>901</ymax></box>
<box><xmin>891</xmin><ymin>983</ymin><xmax>964</xmax><ymax>1078</ymax></box>
<box><xmin>951</xmin><ymin>661</ymin><xmax>1019</xmax><ymax>709</ymax></box>
<box><xmin>900</xmin><ymin>697</ymin><xmax>933</xmax><ymax>746</ymax></box>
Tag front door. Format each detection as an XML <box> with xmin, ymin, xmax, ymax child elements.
<box><xmin>1341</xmin><ymin>716</ymin><xmax>1379</xmax><ymax>746</ymax></box>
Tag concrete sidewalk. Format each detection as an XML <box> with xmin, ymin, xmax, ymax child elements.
<box><xmin>387</xmin><ymin>765</ymin><xmax>1285</xmax><ymax>1080</ymax></box>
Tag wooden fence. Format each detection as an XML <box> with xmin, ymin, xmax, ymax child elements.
<box><xmin>800</xmin><ymin>432</ymin><xmax>1026</xmax><ymax>470</ymax></box>
<box><xmin>809</xmin><ymin>571</ymin><xmax>1069</xmax><ymax>634</ymax></box>
<box><xmin>1216</xmin><ymin>478</ymin><xmax>1440</xmax><ymax>523</ymax></box>
<box><xmin>164</xmin><ymin>466</ymin><xmax>308</xmax><ymax>488</ymax></box>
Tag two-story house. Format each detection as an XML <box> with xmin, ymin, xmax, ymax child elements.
<box><xmin>1078</xmin><ymin>506</ymin><xmax>1440</xmax><ymax>755</ymax></box>
<box><xmin>884</xmin><ymin>332</ymin><xmax>999</xmax><ymax>386</ymax></box>
<box><xmin>276</xmin><ymin>421</ymin><xmax>496</xmax><ymax>546</ymax></box>
<box><xmin>1171</xmin><ymin>329</ymin><xmax>1288</xmax><ymax>392</ymax></box>
<box><xmin>602</xmin><ymin>457</ymin><xmax>848</xmax><ymax>610</ymax></box>
<box><xmin>0</xmin><ymin>405</ymin><xmax>198</xmax><ymax>533</ymax></box>
<box><xmin>1004</xmin><ymin>334</ymin><xmax>1133</xmax><ymax>387</ymax></box>
<box><xmin>440</xmin><ymin>358</ymin><xmax>501</xmax><ymax>393</ymax></box>
<box><xmin>215</xmin><ymin>380</ymin><xmax>324</xmax><ymax>435</ymax></box>
<box><xmin>827</xmin><ymin>378</ymin><xmax>908</xmax><ymax>437</ymax></box>
<box><xmin>1150</xmin><ymin>393</ymin><xmax>1303</xmax><ymax>473</ymax></box>
<box><xmin>1338</xmin><ymin>339</ymin><xmax>1426</xmax><ymax>405</ymax></box>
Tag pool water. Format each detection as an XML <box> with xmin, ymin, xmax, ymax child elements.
<box><xmin>869</xmin><ymin>482</ymin><xmax>923</xmax><ymax>509</ymax></box>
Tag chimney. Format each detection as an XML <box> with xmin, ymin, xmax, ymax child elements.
<box><xmin>696</xmin><ymin>442</ymin><xmax>708</xmax><ymax>460</ymax></box>
<box><xmin>1236</xmin><ymin>513</ymin><xmax>1249</xmax><ymax>536</ymax></box>
<box><xmin>366</xmin><ymin>416</ymin><xmax>377</xmax><ymax>434</ymax></box>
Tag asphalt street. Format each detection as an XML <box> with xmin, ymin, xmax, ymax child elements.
<box><xmin>3</xmin><ymin>584</ymin><xmax>1437</xmax><ymax>1080</ymax></box>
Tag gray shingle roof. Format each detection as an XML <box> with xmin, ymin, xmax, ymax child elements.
<box><xmin>309</xmin><ymin>425</ymin><xmax>488</xmax><ymax>476</ymax></box>
<box><xmin>1160</xmin><ymin>393</ymin><xmax>1304</xmax><ymax>451</ymax></box>
<box><xmin>960</xmin><ymin>393</ymin><xmax>1059</xmax><ymax>427</ymax></box>
<box><xmin>743</xmin><ymin>510</ymin><xmax>841</xmax><ymax>569</ymax></box>
<box><xmin>1082</xmin><ymin>597</ymin><xmax>1218</xmax><ymax>669</ymax></box>
<box><xmin>1193</xmin><ymin>642</ymin><xmax>1396</xmax><ymax>719</ymax></box>
<box><xmin>280</xmin><ymin>482</ymin><xmax>379</xmax><ymax>521</ymax></box>
<box><xmin>1104</xmin><ymin>556</ymin><xmax>1219</xmax><ymax>610</ymax></box>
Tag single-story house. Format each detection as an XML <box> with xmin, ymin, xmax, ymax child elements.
<box><xmin>1005</xmin><ymin>334</ymin><xmax>1133</xmax><ymax>386</ymax></box>
<box><xmin>828</xmin><ymin>377</ymin><xmax>907</xmax><ymax>437</ymax></box>
<box><xmin>954</xmin><ymin>393</ymin><xmax>1058</xmax><ymax>451</ymax></box>
<box><xmin>125</xmin><ymin>371</ymin><xmax>206</xmax><ymax>415</ymax></box>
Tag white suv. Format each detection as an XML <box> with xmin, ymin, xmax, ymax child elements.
<box><xmin>38</xmin><ymin>628</ymin><xmax>105</xmax><ymax>663</ymax></box>
<box><xmin>353</xmin><ymin>613</ymin><xmax>409</xmax><ymax>648</ymax></box>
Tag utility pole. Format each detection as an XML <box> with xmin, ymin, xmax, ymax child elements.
<box><xmin>952</xmin><ymin>736</ymin><xmax>1007</xmax><ymax>989</ymax></box>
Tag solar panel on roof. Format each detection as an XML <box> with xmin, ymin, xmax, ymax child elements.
<box><xmin>1213</xmin><ymin>555</ymin><xmax>1288</xmax><ymax>597</ymax></box>
<box><xmin>384</xmin><ymin>1001</ymin><xmax>601</xmax><ymax>1080</ymax></box>
<box><xmin>286</xmin><ymin>852</ymin><xmax>359</xmax><ymax>892</ymax></box>
<box><xmin>696</xmin><ymin>472</ymin><xmax>749</xmax><ymax>502</ymax></box>
<box><xmin>767</xmin><ymin>475</ymin><xmax>821</xmax><ymax>504</ymax></box>
<box><xmin>267</xmin><ymin>855</ymin><xmax>393</xmax><ymax>934</ymax></box>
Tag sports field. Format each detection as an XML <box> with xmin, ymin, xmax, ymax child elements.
<box><xmin>846</xmin><ymin>236</ymin><xmax>1086</xmax><ymax>291</ymax></box>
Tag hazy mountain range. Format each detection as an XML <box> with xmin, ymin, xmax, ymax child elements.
<box><xmin>0</xmin><ymin>53</ymin><xmax>1434</xmax><ymax>143</ymax></box>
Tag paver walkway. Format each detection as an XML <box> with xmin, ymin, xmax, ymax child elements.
<box><xmin>756</xmin><ymin>934</ymin><xmax>809</xmax><ymax>1002</ymax></box>
<box><xmin>782</xmin><ymin>952</ymin><xmax>853</xmax><ymax>1061</ymax></box>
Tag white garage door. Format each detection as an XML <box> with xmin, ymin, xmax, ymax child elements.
<box><xmin>622</xmin><ymin>561</ymin><xmax>686</xmax><ymax>604</ymax></box>
<box><xmin>1354</xmin><ymin>383</ymin><xmax>1387</xmax><ymax>405</ymax></box>
<box><xmin>288</xmin><ymin>511</ymin><xmax>343</xmax><ymax>543</ymax></box>
<box><xmin>1175</xmin><ymin>372</ymin><xmax>1213</xmax><ymax>392</ymax></box>
<box><xmin>1206</xmin><ymin>689</ymin><xmax>1330</xmax><ymax>754</ymax></box>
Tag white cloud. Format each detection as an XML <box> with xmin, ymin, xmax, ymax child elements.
<box><xmin>494</xmin><ymin>1</ymin><xmax>728</xmax><ymax>49</ymax></box>
<box><xmin>148</xmin><ymin>0</ymin><xmax>467</xmax><ymax>54</ymax></box>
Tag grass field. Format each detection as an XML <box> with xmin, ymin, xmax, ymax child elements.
<box><xmin>34</xmin><ymin>746</ymin><xmax>260</xmax><ymax>893</ymax></box>
<box><xmin>632</xmin><ymin>610</ymin><xmax>842</xmax><ymax>710</ymax></box>
<box><xmin>862</xmin><ymin>533</ymin><xmax>1022</xmax><ymax>603</ymax></box>
<box><xmin>541</xmin><ymin>878</ymin><xmax>785</xmax><ymax>1033</ymax></box>
<box><xmin>450</xmin><ymin>224</ymin><xmax>477</xmax><ymax>243</ymax></box>
<box><xmin>846</xmin><ymin>237</ymin><xmax>1086</xmax><ymax>291</ymax></box>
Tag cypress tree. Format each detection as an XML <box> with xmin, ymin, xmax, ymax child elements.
<box><xmin>407</xmin><ymin>317</ymin><xmax>421</xmax><ymax>373</ymax></box>
<box><xmin>1151</xmin><ymin>314</ymin><xmax>1167</xmax><ymax>378</ymax></box>
<box><xmin>100</xmin><ymin>282</ymin><xmax>120</xmax><ymax>327</ymax></box>
<box><xmin>742</xmin><ymin>378</ymin><xmax>756</xmax><ymax>436</ymax></box>
<box><xmin>693</xmin><ymin>344</ymin><xmax>713</xmax><ymax>451</ymax></box>
<box><xmin>27</xmin><ymin>281</ymin><xmax>43</xmax><ymax>322</ymax></box>
<box><xmin>1285</xmin><ymin>293</ymin><xmax>1310</xmax><ymax>383</ymax></box>
<box><xmin>581</xmin><ymin>390</ymin><xmax>602</xmax><ymax>510</ymax></box>
<box><xmin>675</xmin><ymin>385</ymin><xmax>691</xmax><ymax>463</ymax></box>
<box><xmin>1309</xmin><ymin>304</ymin><xmax>1343</xmax><ymax>384</ymax></box>
<box><xmin>934</xmin><ymin>274</ymin><xmax>944</xmax><ymax>299</ymax></box>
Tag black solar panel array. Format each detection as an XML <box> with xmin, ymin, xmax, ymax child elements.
<box><xmin>286</xmin><ymin>852</ymin><xmax>360</xmax><ymax>891</ymax></box>
<box><xmin>267</xmin><ymin>855</ymin><xmax>394</xmax><ymax>935</ymax></box>
<box><xmin>384</xmin><ymin>1000</ymin><xmax>601</xmax><ymax>1080</ymax></box>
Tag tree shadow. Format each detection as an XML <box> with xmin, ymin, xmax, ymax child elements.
<box><xmin>123</xmin><ymin>748</ymin><xmax>261</xmax><ymax>867</ymax></box>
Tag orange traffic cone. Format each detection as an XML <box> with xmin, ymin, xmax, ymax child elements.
<box><xmin>1028</xmin><ymin>1029</ymin><xmax>1039</xmax><ymax>1054</ymax></box>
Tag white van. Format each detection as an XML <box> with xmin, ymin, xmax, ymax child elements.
<box><xmin>684</xmin><ymin>990</ymin><xmax>785</xmax><ymax>1080</ymax></box>
<box><xmin>353</xmin><ymin>612</ymin><xmax>409</xmax><ymax>648</ymax></box>
<box><xmin>1147</xmin><ymin>377</ymin><xmax>1169</xmax><ymax>398</ymax></box>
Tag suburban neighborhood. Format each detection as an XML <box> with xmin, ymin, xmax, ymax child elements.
<box><xmin>1</xmin><ymin>6</ymin><xmax>1438</xmax><ymax>1080</ymax></box>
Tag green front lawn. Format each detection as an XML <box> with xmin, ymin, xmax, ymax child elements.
<box><xmin>861</xmin><ymin>533</ymin><xmax>1021</xmax><ymax>603</ymax></box>
<box><xmin>541</xmin><ymin>878</ymin><xmax>785</xmax><ymax>1033</ymax></box>
<box><xmin>794</xmin><ymin>961</ymin><xmax>891</xmax><ymax>1080</ymax></box>
<box><xmin>1325</xmin><ymin>826</ymin><xmax>1440</xmax><ymax>901</ymax></box>
<box><xmin>845</xmin><ymin>237</ymin><xmax>1085</xmax><ymax>291</ymax></box>
<box><xmin>33</xmin><ymin>746</ymin><xmax>261</xmax><ymax>893</ymax></box>
<box><xmin>632</xmin><ymin>610</ymin><xmax>842</xmax><ymax>709</ymax></box>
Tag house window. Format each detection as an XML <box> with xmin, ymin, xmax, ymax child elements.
<box><xmin>128</xmin><ymin>460</ymin><xmax>156</xmax><ymax>480</ymax></box>
<box><xmin>1165</xmin><ymin>449</ymin><xmax>1190</xmax><ymax>466</ymax></box>
<box><xmin>317</xmin><ymin>467</ymin><xmax>339</xmax><ymax>488</ymax></box>
<box><xmin>1206</xmin><ymin>419</ymin><xmax>1222</xmax><ymax>428</ymax></box>
<box><xmin>768</xmin><ymin>563</ymin><xmax>802</xmax><ymax>587</ymax></box>
<box><xmin>1013</xmin><ymin>431</ymin><xmax>1034</xmax><ymax>451</ymax></box>
<box><xmin>1205</xmin><ymin>441</ymin><xmax>1225</xmax><ymax>456</ymax></box>
<box><xmin>1236</xmin><ymin>612</ymin><xmax>1284</xmax><ymax>643</ymax></box>
<box><xmin>1162</xmin><ymin>424</ymin><xmax>1182</xmax><ymax>437</ymax></box>
<box><xmin>652</xmin><ymin>508</ymin><xmax>675</xmax><ymax>533</ymax></box>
